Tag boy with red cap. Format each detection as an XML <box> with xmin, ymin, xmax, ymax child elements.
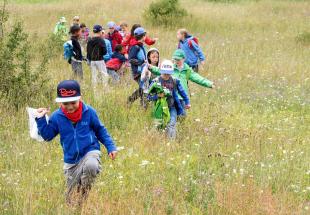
<box><xmin>35</xmin><ymin>80</ymin><xmax>117</xmax><ymax>204</ymax></box>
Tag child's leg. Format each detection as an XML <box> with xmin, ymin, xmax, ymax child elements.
<box><xmin>90</xmin><ymin>61</ymin><xmax>98</xmax><ymax>85</ymax></box>
<box><xmin>80</xmin><ymin>155</ymin><xmax>101</xmax><ymax>190</ymax></box>
<box><xmin>64</xmin><ymin>151</ymin><xmax>101</xmax><ymax>203</ymax></box>
<box><xmin>107</xmin><ymin>69</ymin><xmax>120</xmax><ymax>84</ymax></box>
<box><xmin>72</xmin><ymin>60</ymin><xmax>83</xmax><ymax>79</ymax></box>
<box><xmin>127</xmin><ymin>75</ymin><xmax>142</xmax><ymax>104</ymax></box>
<box><xmin>97</xmin><ymin>60</ymin><xmax>109</xmax><ymax>86</ymax></box>
<box><xmin>166</xmin><ymin>107</ymin><xmax>178</xmax><ymax>139</ymax></box>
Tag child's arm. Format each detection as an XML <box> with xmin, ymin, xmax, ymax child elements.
<box><xmin>145</xmin><ymin>36</ymin><xmax>156</xmax><ymax>46</ymax></box>
<box><xmin>118</xmin><ymin>54</ymin><xmax>127</xmax><ymax>63</ymax></box>
<box><xmin>35</xmin><ymin>110</ymin><xmax>59</xmax><ymax>141</ymax></box>
<box><xmin>176</xmin><ymin>80</ymin><xmax>190</xmax><ymax>108</ymax></box>
<box><xmin>189</xmin><ymin>68</ymin><xmax>214</xmax><ymax>88</ymax></box>
<box><xmin>90</xmin><ymin>109</ymin><xmax>117</xmax><ymax>154</ymax></box>
<box><xmin>128</xmin><ymin>46</ymin><xmax>145</xmax><ymax>66</ymax></box>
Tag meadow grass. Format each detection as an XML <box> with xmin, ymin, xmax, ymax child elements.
<box><xmin>0</xmin><ymin>0</ymin><xmax>309</xmax><ymax>214</ymax></box>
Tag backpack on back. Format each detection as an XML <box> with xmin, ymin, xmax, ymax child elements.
<box><xmin>178</xmin><ymin>36</ymin><xmax>199</xmax><ymax>50</ymax></box>
<box><xmin>106</xmin><ymin>58</ymin><xmax>123</xmax><ymax>71</ymax></box>
<box><xmin>63</xmin><ymin>40</ymin><xmax>73</xmax><ymax>60</ymax></box>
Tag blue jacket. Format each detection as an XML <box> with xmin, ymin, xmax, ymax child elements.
<box><xmin>103</xmin><ymin>39</ymin><xmax>113</xmax><ymax>62</ymax></box>
<box><xmin>148</xmin><ymin>77</ymin><xmax>190</xmax><ymax>116</ymax></box>
<box><xmin>36</xmin><ymin>103</ymin><xmax>116</xmax><ymax>164</ymax></box>
<box><xmin>128</xmin><ymin>43</ymin><xmax>147</xmax><ymax>77</ymax></box>
<box><xmin>178</xmin><ymin>35</ymin><xmax>205</xmax><ymax>67</ymax></box>
<box><xmin>112</xmin><ymin>52</ymin><xmax>127</xmax><ymax>63</ymax></box>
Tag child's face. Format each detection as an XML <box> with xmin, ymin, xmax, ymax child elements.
<box><xmin>121</xmin><ymin>25</ymin><xmax>127</xmax><ymax>32</ymax></box>
<box><xmin>139</xmin><ymin>35</ymin><xmax>146</xmax><ymax>42</ymax></box>
<box><xmin>177</xmin><ymin>31</ymin><xmax>184</xmax><ymax>41</ymax></box>
<box><xmin>174</xmin><ymin>58</ymin><xmax>184</xmax><ymax>68</ymax></box>
<box><xmin>108</xmin><ymin>27</ymin><xmax>114</xmax><ymax>34</ymax></box>
<box><xmin>73</xmin><ymin>19</ymin><xmax>79</xmax><ymax>24</ymax></box>
<box><xmin>81</xmin><ymin>27</ymin><xmax>86</xmax><ymax>33</ymax></box>
<box><xmin>149</xmin><ymin>52</ymin><xmax>159</xmax><ymax>65</ymax></box>
<box><xmin>161</xmin><ymin>74</ymin><xmax>171</xmax><ymax>80</ymax></box>
<box><xmin>61</xmin><ymin>100</ymin><xmax>80</xmax><ymax>113</ymax></box>
<box><xmin>75</xmin><ymin>29</ymin><xmax>82</xmax><ymax>38</ymax></box>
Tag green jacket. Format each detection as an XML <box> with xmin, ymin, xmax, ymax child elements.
<box><xmin>149</xmin><ymin>63</ymin><xmax>213</xmax><ymax>98</ymax></box>
<box><xmin>54</xmin><ymin>22</ymin><xmax>68</xmax><ymax>41</ymax></box>
<box><xmin>148</xmin><ymin>82</ymin><xmax>171</xmax><ymax>129</ymax></box>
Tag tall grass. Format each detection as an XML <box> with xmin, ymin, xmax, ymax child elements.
<box><xmin>0</xmin><ymin>0</ymin><xmax>309</xmax><ymax>214</ymax></box>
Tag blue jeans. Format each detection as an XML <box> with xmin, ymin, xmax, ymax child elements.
<box><xmin>167</xmin><ymin>107</ymin><xmax>177</xmax><ymax>139</ymax></box>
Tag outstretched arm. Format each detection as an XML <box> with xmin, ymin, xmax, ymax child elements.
<box><xmin>189</xmin><ymin>69</ymin><xmax>214</xmax><ymax>88</ymax></box>
<box><xmin>35</xmin><ymin>109</ymin><xmax>59</xmax><ymax>141</ymax></box>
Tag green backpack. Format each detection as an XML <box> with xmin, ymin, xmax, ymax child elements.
<box><xmin>148</xmin><ymin>81</ymin><xmax>171</xmax><ymax>129</ymax></box>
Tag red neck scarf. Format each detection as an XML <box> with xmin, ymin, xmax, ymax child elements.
<box><xmin>61</xmin><ymin>101</ymin><xmax>83</xmax><ymax>123</ymax></box>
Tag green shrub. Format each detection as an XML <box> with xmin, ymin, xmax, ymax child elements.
<box><xmin>0</xmin><ymin>4</ymin><xmax>56</xmax><ymax>110</ymax></box>
<box><xmin>144</xmin><ymin>0</ymin><xmax>188</xmax><ymax>27</ymax></box>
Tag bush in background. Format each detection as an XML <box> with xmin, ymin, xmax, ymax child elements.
<box><xmin>0</xmin><ymin>3</ymin><xmax>56</xmax><ymax>110</ymax></box>
<box><xmin>144</xmin><ymin>0</ymin><xmax>188</xmax><ymax>27</ymax></box>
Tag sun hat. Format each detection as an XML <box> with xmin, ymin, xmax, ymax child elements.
<box><xmin>160</xmin><ymin>60</ymin><xmax>174</xmax><ymax>75</ymax></box>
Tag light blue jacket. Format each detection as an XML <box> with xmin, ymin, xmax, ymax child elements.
<box><xmin>178</xmin><ymin>35</ymin><xmax>205</xmax><ymax>67</ymax></box>
<box><xmin>103</xmin><ymin>39</ymin><xmax>113</xmax><ymax>62</ymax></box>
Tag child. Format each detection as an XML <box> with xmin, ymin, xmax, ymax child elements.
<box><xmin>101</xmin><ymin>30</ymin><xmax>113</xmax><ymax>62</ymax></box>
<box><xmin>54</xmin><ymin>17</ymin><xmax>68</xmax><ymax>41</ymax></box>
<box><xmin>69</xmin><ymin>25</ymin><xmax>84</xmax><ymax>79</ymax></box>
<box><xmin>148</xmin><ymin>60</ymin><xmax>190</xmax><ymax>139</ymax></box>
<box><xmin>127</xmin><ymin>27</ymin><xmax>147</xmax><ymax>107</ymax></box>
<box><xmin>149</xmin><ymin>49</ymin><xmax>214</xmax><ymax>114</ymax></box>
<box><xmin>122</xmin><ymin>24</ymin><xmax>158</xmax><ymax>56</ymax></box>
<box><xmin>177</xmin><ymin>28</ymin><xmax>205</xmax><ymax>73</ymax></box>
<box><xmin>106</xmin><ymin>44</ymin><xmax>127</xmax><ymax>83</ymax></box>
<box><xmin>106</xmin><ymin>21</ymin><xmax>123</xmax><ymax>51</ymax></box>
<box><xmin>80</xmin><ymin>23</ymin><xmax>89</xmax><ymax>41</ymax></box>
<box><xmin>119</xmin><ymin>22</ymin><xmax>129</xmax><ymax>38</ymax></box>
<box><xmin>79</xmin><ymin>23</ymin><xmax>89</xmax><ymax>54</ymax></box>
<box><xmin>140</xmin><ymin>48</ymin><xmax>160</xmax><ymax>108</ymax></box>
<box><xmin>72</xmin><ymin>16</ymin><xmax>80</xmax><ymax>26</ymax></box>
<box><xmin>87</xmin><ymin>25</ymin><xmax>108</xmax><ymax>86</ymax></box>
<box><xmin>35</xmin><ymin>80</ymin><xmax>117</xmax><ymax>203</ymax></box>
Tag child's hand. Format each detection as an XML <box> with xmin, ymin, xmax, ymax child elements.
<box><xmin>36</xmin><ymin>108</ymin><xmax>50</xmax><ymax>118</ymax></box>
<box><xmin>185</xmin><ymin>104</ymin><xmax>191</xmax><ymax>109</ymax></box>
<box><xmin>154</xmin><ymin>38</ymin><xmax>159</xmax><ymax>42</ymax></box>
<box><xmin>109</xmin><ymin>151</ymin><xmax>117</xmax><ymax>160</ymax></box>
<box><xmin>158</xmin><ymin>93</ymin><xmax>165</xmax><ymax>98</ymax></box>
<box><xmin>211</xmin><ymin>83</ymin><xmax>216</xmax><ymax>89</ymax></box>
